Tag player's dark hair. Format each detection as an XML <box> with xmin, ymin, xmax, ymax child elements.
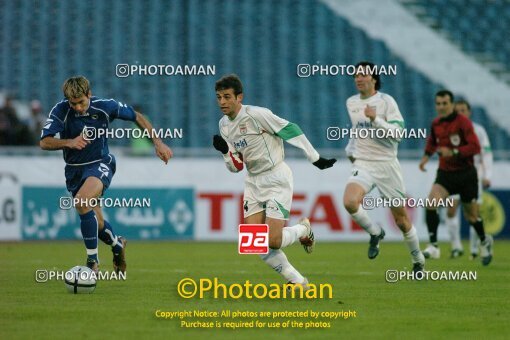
<box><xmin>455</xmin><ymin>99</ymin><xmax>471</xmax><ymax>111</ymax></box>
<box><xmin>215</xmin><ymin>74</ymin><xmax>243</xmax><ymax>96</ymax></box>
<box><xmin>63</xmin><ymin>76</ymin><xmax>91</xmax><ymax>99</ymax></box>
<box><xmin>435</xmin><ymin>90</ymin><xmax>454</xmax><ymax>103</ymax></box>
<box><xmin>355</xmin><ymin>61</ymin><xmax>381</xmax><ymax>90</ymax></box>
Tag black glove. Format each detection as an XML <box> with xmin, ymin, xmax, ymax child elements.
<box><xmin>213</xmin><ymin>135</ymin><xmax>229</xmax><ymax>154</ymax></box>
<box><xmin>313</xmin><ymin>157</ymin><xmax>337</xmax><ymax>170</ymax></box>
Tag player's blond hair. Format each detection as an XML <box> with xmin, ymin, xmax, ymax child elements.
<box><xmin>62</xmin><ymin>76</ymin><xmax>90</xmax><ymax>99</ymax></box>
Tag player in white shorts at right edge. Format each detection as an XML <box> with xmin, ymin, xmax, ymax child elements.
<box><xmin>212</xmin><ymin>74</ymin><xmax>336</xmax><ymax>289</ymax></box>
<box><xmin>343</xmin><ymin>61</ymin><xmax>425</xmax><ymax>272</ymax></box>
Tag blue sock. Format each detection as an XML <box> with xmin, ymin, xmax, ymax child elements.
<box><xmin>79</xmin><ymin>210</ymin><xmax>98</xmax><ymax>263</ymax></box>
<box><xmin>98</xmin><ymin>220</ymin><xmax>115</xmax><ymax>245</ymax></box>
<box><xmin>98</xmin><ymin>220</ymin><xmax>123</xmax><ymax>254</ymax></box>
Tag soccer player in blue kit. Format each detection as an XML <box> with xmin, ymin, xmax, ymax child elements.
<box><xmin>40</xmin><ymin>76</ymin><xmax>173</xmax><ymax>273</ymax></box>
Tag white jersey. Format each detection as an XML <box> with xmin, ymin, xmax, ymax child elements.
<box><xmin>219</xmin><ymin>105</ymin><xmax>320</xmax><ymax>175</ymax></box>
<box><xmin>345</xmin><ymin>92</ymin><xmax>404</xmax><ymax>161</ymax></box>
<box><xmin>473</xmin><ymin>122</ymin><xmax>492</xmax><ymax>181</ymax></box>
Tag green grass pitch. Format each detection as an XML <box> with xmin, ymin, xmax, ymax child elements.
<box><xmin>1</xmin><ymin>240</ymin><xmax>508</xmax><ymax>339</ymax></box>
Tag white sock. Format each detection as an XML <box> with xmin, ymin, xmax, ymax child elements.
<box><xmin>280</xmin><ymin>223</ymin><xmax>307</xmax><ymax>248</ymax></box>
<box><xmin>446</xmin><ymin>215</ymin><xmax>463</xmax><ymax>250</ymax></box>
<box><xmin>86</xmin><ymin>248</ymin><xmax>99</xmax><ymax>264</ymax></box>
<box><xmin>351</xmin><ymin>207</ymin><xmax>381</xmax><ymax>235</ymax></box>
<box><xmin>403</xmin><ymin>226</ymin><xmax>423</xmax><ymax>263</ymax></box>
<box><xmin>469</xmin><ymin>227</ymin><xmax>479</xmax><ymax>254</ymax></box>
<box><xmin>259</xmin><ymin>249</ymin><xmax>305</xmax><ymax>284</ymax></box>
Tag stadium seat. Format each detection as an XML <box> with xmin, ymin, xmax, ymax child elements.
<box><xmin>0</xmin><ymin>0</ymin><xmax>508</xmax><ymax>153</ymax></box>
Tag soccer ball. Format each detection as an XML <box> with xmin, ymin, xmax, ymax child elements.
<box><xmin>64</xmin><ymin>266</ymin><xmax>97</xmax><ymax>294</ymax></box>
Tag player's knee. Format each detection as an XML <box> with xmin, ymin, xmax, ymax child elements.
<box><xmin>75</xmin><ymin>204</ymin><xmax>91</xmax><ymax>215</ymax></box>
<box><xmin>466</xmin><ymin>217</ymin><xmax>477</xmax><ymax>225</ymax></box>
<box><xmin>446</xmin><ymin>208</ymin><xmax>456</xmax><ymax>219</ymax></box>
<box><xmin>393</xmin><ymin>214</ymin><xmax>410</xmax><ymax>231</ymax></box>
<box><xmin>425</xmin><ymin>199</ymin><xmax>440</xmax><ymax>209</ymax></box>
<box><xmin>343</xmin><ymin>197</ymin><xmax>360</xmax><ymax>214</ymax></box>
<box><xmin>427</xmin><ymin>193</ymin><xmax>444</xmax><ymax>209</ymax></box>
<box><xmin>394</xmin><ymin>215</ymin><xmax>405</xmax><ymax>227</ymax></box>
<box><xmin>74</xmin><ymin>195</ymin><xmax>93</xmax><ymax>215</ymax></box>
<box><xmin>464</xmin><ymin>213</ymin><xmax>478</xmax><ymax>225</ymax></box>
<box><xmin>268</xmin><ymin>235</ymin><xmax>282</xmax><ymax>249</ymax></box>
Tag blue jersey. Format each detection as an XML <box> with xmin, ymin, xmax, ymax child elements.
<box><xmin>41</xmin><ymin>97</ymin><xmax>136</xmax><ymax>165</ymax></box>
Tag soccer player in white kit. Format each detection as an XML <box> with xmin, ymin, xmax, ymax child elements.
<box><xmin>212</xmin><ymin>74</ymin><xmax>336</xmax><ymax>288</ymax></box>
<box><xmin>343</xmin><ymin>62</ymin><xmax>425</xmax><ymax>272</ymax></box>
<box><xmin>446</xmin><ymin>100</ymin><xmax>493</xmax><ymax>259</ymax></box>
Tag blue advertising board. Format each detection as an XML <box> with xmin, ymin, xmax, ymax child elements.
<box><xmin>22</xmin><ymin>187</ymin><xmax>194</xmax><ymax>240</ymax></box>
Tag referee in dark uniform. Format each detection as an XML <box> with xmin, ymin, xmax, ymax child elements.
<box><xmin>419</xmin><ymin>90</ymin><xmax>493</xmax><ymax>266</ymax></box>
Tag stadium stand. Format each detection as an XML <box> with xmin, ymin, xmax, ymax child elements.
<box><xmin>0</xmin><ymin>0</ymin><xmax>508</xmax><ymax>157</ymax></box>
<box><xmin>401</xmin><ymin>0</ymin><xmax>510</xmax><ymax>81</ymax></box>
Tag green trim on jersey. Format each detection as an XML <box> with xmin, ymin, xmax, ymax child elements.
<box><xmin>483</xmin><ymin>146</ymin><xmax>492</xmax><ymax>152</ymax></box>
<box><xmin>274</xmin><ymin>200</ymin><xmax>290</xmax><ymax>219</ymax></box>
<box><xmin>387</xmin><ymin>120</ymin><xmax>405</xmax><ymax>129</ymax></box>
<box><xmin>276</xmin><ymin>123</ymin><xmax>303</xmax><ymax>140</ymax></box>
<box><xmin>395</xmin><ymin>189</ymin><xmax>406</xmax><ymax>198</ymax></box>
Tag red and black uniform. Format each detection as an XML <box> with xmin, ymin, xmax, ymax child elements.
<box><xmin>424</xmin><ymin>112</ymin><xmax>481</xmax><ymax>202</ymax></box>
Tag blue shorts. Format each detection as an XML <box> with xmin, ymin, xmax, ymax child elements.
<box><xmin>65</xmin><ymin>154</ymin><xmax>116</xmax><ymax>197</ymax></box>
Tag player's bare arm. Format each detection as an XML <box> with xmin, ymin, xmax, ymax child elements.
<box><xmin>134</xmin><ymin>111</ymin><xmax>173</xmax><ymax>164</ymax></box>
<box><xmin>419</xmin><ymin>155</ymin><xmax>429</xmax><ymax>172</ymax></box>
<box><xmin>421</xmin><ymin>121</ymin><xmax>438</xmax><ymax>172</ymax></box>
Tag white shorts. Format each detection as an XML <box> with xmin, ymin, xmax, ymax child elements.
<box><xmin>347</xmin><ymin>159</ymin><xmax>406</xmax><ymax>200</ymax></box>
<box><xmin>244</xmin><ymin>162</ymin><xmax>293</xmax><ymax>220</ymax></box>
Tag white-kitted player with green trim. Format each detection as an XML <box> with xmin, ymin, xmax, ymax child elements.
<box><xmin>213</xmin><ymin>74</ymin><xmax>336</xmax><ymax>289</ymax></box>
<box><xmin>343</xmin><ymin>61</ymin><xmax>425</xmax><ymax>272</ymax></box>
